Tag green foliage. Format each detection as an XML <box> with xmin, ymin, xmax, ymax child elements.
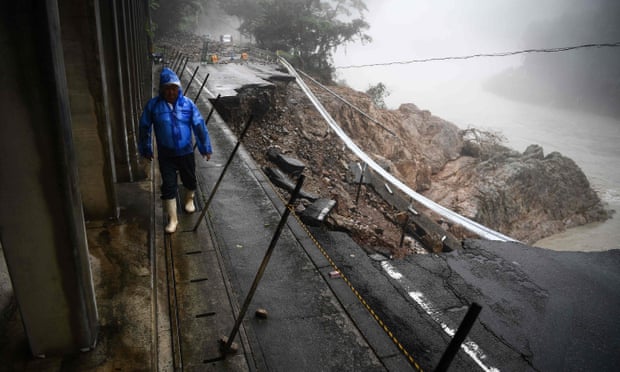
<box><xmin>365</xmin><ymin>82</ymin><xmax>390</xmax><ymax>109</ymax></box>
<box><xmin>219</xmin><ymin>0</ymin><xmax>371</xmax><ymax>82</ymax></box>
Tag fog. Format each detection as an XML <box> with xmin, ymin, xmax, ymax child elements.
<box><xmin>333</xmin><ymin>0</ymin><xmax>619</xmax><ymax>114</ymax></box>
<box><xmin>332</xmin><ymin>0</ymin><xmax>620</xmax><ymax>250</ymax></box>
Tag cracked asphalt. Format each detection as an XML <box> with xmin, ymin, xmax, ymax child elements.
<box><xmin>312</xmin><ymin>230</ymin><xmax>620</xmax><ymax>371</ymax></box>
<box><xmin>186</xmin><ymin>61</ymin><xmax>620</xmax><ymax>372</ymax></box>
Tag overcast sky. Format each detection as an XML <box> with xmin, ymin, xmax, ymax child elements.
<box><xmin>332</xmin><ymin>0</ymin><xmax>613</xmax><ymax>108</ymax></box>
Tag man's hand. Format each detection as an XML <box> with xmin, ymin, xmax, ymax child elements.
<box><xmin>202</xmin><ymin>153</ymin><xmax>211</xmax><ymax>161</ymax></box>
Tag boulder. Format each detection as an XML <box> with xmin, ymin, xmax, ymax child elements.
<box><xmin>263</xmin><ymin>167</ymin><xmax>319</xmax><ymax>201</ymax></box>
<box><xmin>267</xmin><ymin>148</ymin><xmax>306</xmax><ymax>176</ymax></box>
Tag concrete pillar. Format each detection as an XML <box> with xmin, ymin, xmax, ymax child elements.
<box><xmin>137</xmin><ymin>0</ymin><xmax>153</xmax><ymax>105</ymax></box>
<box><xmin>117</xmin><ymin>1</ymin><xmax>147</xmax><ymax>181</ymax></box>
<box><xmin>0</xmin><ymin>1</ymin><xmax>98</xmax><ymax>356</ymax></box>
<box><xmin>99</xmin><ymin>1</ymin><xmax>134</xmax><ymax>182</ymax></box>
<box><xmin>58</xmin><ymin>0</ymin><xmax>119</xmax><ymax>219</ymax></box>
<box><xmin>92</xmin><ymin>0</ymin><xmax>152</xmax><ymax>184</ymax></box>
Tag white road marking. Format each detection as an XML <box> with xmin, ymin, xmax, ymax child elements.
<box><xmin>382</xmin><ymin>261</ymin><xmax>500</xmax><ymax>372</ymax></box>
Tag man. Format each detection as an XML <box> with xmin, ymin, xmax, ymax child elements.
<box><xmin>139</xmin><ymin>67</ymin><xmax>212</xmax><ymax>233</ymax></box>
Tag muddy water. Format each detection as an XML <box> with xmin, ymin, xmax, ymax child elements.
<box><xmin>405</xmin><ymin>83</ymin><xmax>620</xmax><ymax>252</ymax></box>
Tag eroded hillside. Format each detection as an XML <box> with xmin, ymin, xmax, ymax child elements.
<box><xmin>231</xmin><ymin>75</ymin><xmax>609</xmax><ymax>250</ymax></box>
<box><xmin>156</xmin><ymin>33</ymin><xmax>609</xmax><ymax>256</ymax></box>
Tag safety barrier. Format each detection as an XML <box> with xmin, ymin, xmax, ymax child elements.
<box><xmin>278</xmin><ymin>56</ymin><xmax>517</xmax><ymax>243</ymax></box>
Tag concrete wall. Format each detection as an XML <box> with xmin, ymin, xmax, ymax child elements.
<box><xmin>0</xmin><ymin>0</ymin><xmax>152</xmax><ymax>357</ymax></box>
<box><xmin>60</xmin><ymin>0</ymin><xmax>119</xmax><ymax>220</ymax></box>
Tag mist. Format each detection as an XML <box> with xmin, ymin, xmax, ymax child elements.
<box><xmin>333</xmin><ymin>0</ymin><xmax>620</xmax><ymax>116</ymax></box>
<box><xmin>331</xmin><ymin>0</ymin><xmax>620</xmax><ymax>250</ymax></box>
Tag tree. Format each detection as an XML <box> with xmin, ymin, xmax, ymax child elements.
<box><xmin>219</xmin><ymin>0</ymin><xmax>371</xmax><ymax>81</ymax></box>
<box><xmin>365</xmin><ymin>82</ymin><xmax>390</xmax><ymax>109</ymax></box>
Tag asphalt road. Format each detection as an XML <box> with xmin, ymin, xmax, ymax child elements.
<box><xmin>190</xmin><ymin>63</ymin><xmax>620</xmax><ymax>372</ymax></box>
<box><xmin>195</xmin><ymin>95</ymin><xmax>412</xmax><ymax>371</ymax></box>
<box><xmin>320</xmin><ymin>232</ymin><xmax>620</xmax><ymax>371</ymax></box>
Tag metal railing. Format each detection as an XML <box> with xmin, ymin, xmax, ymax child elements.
<box><xmin>278</xmin><ymin>56</ymin><xmax>517</xmax><ymax>243</ymax></box>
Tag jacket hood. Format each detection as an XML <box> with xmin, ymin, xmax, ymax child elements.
<box><xmin>159</xmin><ymin>67</ymin><xmax>181</xmax><ymax>88</ymax></box>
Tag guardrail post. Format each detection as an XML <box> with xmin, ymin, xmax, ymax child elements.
<box><xmin>399</xmin><ymin>213</ymin><xmax>410</xmax><ymax>248</ymax></box>
<box><xmin>202</xmin><ymin>94</ymin><xmax>220</xmax><ymax>125</ymax></box>
<box><xmin>171</xmin><ymin>51</ymin><xmax>182</xmax><ymax>72</ymax></box>
<box><xmin>192</xmin><ymin>95</ymin><xmax>221</xmax><ymax>152</ymax></box>
<box><xmin>194</xmin><ymin>73</ymin><xmax>210</xmax><ymax>101</ymax></box>
<box><xmin>178</xmin><ymin>56</ymin><xmax>189</xmax><ymax>79</ymax></box>
<box><xmin>184</xmin><ymin>65</ymin><xmax>200</xmax><ymax>95</ymax></box>
<box><xmin>168</xmin><ymin>49</ymin><xmax>178</xmax><ymax>68</ymax></box>
<box><xmin>355</xmin><ymin>162</ymin><xmax>367</xmax><ymax>205</ymax></box>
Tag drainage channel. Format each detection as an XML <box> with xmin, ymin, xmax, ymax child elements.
<box><xmin>162</xmin><ymin>195</ymin><xmax>256</xmax><ymax>371</ymax></box>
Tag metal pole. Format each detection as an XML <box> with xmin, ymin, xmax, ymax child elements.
<box><xmin>194</xmin><ymin>73</ymin><xmax>210</xmax><ymax>102</ymax></box>
<box><xmin>434</xmin><ymin>303</ymin><xmax>482</xmax><ymax>372</ymax></box>
<box><xmin>166</xmin><ymin>50</ymin><xmax>176</xmax><ymax>68</ymax></box>
<box><xmin>183</xmin><ymin>65</ymin><xmax>200</xmax><ymax>96</ymax></box>
<box><xmin>193</xmin><ymin>94</ymin><xmax>221</xmax><ymax>151</ymax></box>
<box><xmin>171</xmin><ymin>51</ymin><xmax>181</xmax><ymax>71</ymax></box>
<box><xmin>170</xmin><ymin>51</ymin><xmax>178</xmax><ymax>71</ymax></box>
<box><xmin>399</xmin><ymin>213</ymin><xmax>410</xmax><ymax>248</ymax></box>
<box><xmin>191</xmin><ymin>116</ymin><xmax>254</xmax><ymax>232</ymax></box>
<box><xmin>178</xmin><ymin>56</ymin><xmax>189</xmax><ymax>79</ymax></box>
<box><xmin>221</xmin><ymin>175</ymin><xmax>305</xmax><ymax>354</ymax></box>
<box><xmin>203</xmin><ymin>94</ymin><xmax>220</xmax><ymax>124</ymax></box>
<box><xmin>355</xmin><ymin>162</ymin><xmax>367</xmax><ymax>205</ymax></box>
<box><xmin>173</xmin><ymin>54</ymin><xmax>184</xmax><ymax>73</ymax></box>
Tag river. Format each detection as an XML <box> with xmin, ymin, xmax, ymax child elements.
<box><xmin>331</xmin><ymin>0</ymin><xmax>619</xmax><ymax>252</ymax></box>
<box><xmin>402</xmin><ymin>82</ymin><xmax>620</xmax><ymax>252</ymax></box>
<box><xmin>335</xmin><ymin>72</ymin><xmax>620</xmax><ymax>251</ymax></box>
<box><xmin>365</xmin><ymin>81</ymin><xmax>619</xmax><ymax>250</ymax></box>
<box><xmin>333</xmin><ymin>51</ymin><xmax>619</xmax><ymax>252</ymax></box>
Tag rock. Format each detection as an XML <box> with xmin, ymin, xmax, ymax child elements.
<box><xmin>191</xmin><ymin>42</ymin><xmax>609</xmax><ymax>251</ymax></box>
<box><xmin>368</xmin><ymin>253</ymin><xmax>389</xmax><ymax>262</ymax></box>
<box><xmin>300</xmin><ymin>198</ymin><xmax>337</xmax><ymax>226</ymax></box>
<box><xmin>348</xmin><ymin>161</ymin><xmax>370</xmax><ymax>184</ymax></box>
<box><xmin>472</xmin><ymin>148</ymin><xmax>609</xmax><ymax>242</ymax></box>
<box><xmin>267</xmin><ymin>147</ymin><xmax>306</xmax><ymax>176</ymax></box>
<box><xmin>523</xmin><ymin>144</ymin><xmax>544</xmax><ymax>160</ymax></box>
<box><xmin>255</xmin><ymin>308</ymin><xmax>268</xmax><ymax>319</ymax></box>
<box><xmin>262</xmin><ymin>167</ymin><xmax>319</xmax><ymax>201</ymax></box>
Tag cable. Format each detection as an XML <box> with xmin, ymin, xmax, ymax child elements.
<box><xmin>280</xmin><ymin>56</ymin><xmax>517</xmax><ymax>242</ymax></box>
<box><xmin>296</xmin><ymin>69</ymin><xmax>397</xmax><ymax>137</ymax></box>
<box><xmin>335</xmin><ymin>41</ymin><xmax>620</xmax><ymax>69</ymax></box>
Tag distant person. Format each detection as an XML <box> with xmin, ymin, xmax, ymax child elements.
<box><xmin>139</xmin><ymin>67</ymin><xmax>212</xmax><ymax>233</ymax></box>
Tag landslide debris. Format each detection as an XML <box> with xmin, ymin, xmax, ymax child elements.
<box><xmin>234</xmin><ymin>77</ymin><xmax>610</xmax><ymax>249</ymax></box>
<box><xmin>156</xmin><ymin>33</ymin><xmax>610</xmax><ymax>256</ymax></box>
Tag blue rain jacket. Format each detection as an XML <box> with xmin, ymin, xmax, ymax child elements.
<box><xmin>138</xmin><ymin>68</ymin><xmax>212</xmax><ymax>158</ymax></box>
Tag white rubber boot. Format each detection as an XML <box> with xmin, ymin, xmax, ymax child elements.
<box><xmin>164</xmin><ymin>199</ymin><xmax>178</xmax><ymax>233</ymax></box>
<box><xmin>184</xmin><ymin>190</ymin><xmax>196</xmax><ymax>213</ymax></box>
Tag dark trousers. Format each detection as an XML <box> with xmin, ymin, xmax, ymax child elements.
<box><xmin>158</xmin><ymin>153</ymin><xmax>196</xmax><ymax>200</ymax></box>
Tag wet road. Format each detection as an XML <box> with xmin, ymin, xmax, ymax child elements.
<box><xmin>194</xmin><ymin>91</ymin><xmax>412</xmax><ymax>370</ymax></box>
<box><xmin>189</xmin><ymin>63</ymin><xmax>620</xmax><ymax>371</ymax></box>
<box><xmin>322</xmin><ymin>232</ymin><xmax>620</xmax><ymax>371</ymax></box>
